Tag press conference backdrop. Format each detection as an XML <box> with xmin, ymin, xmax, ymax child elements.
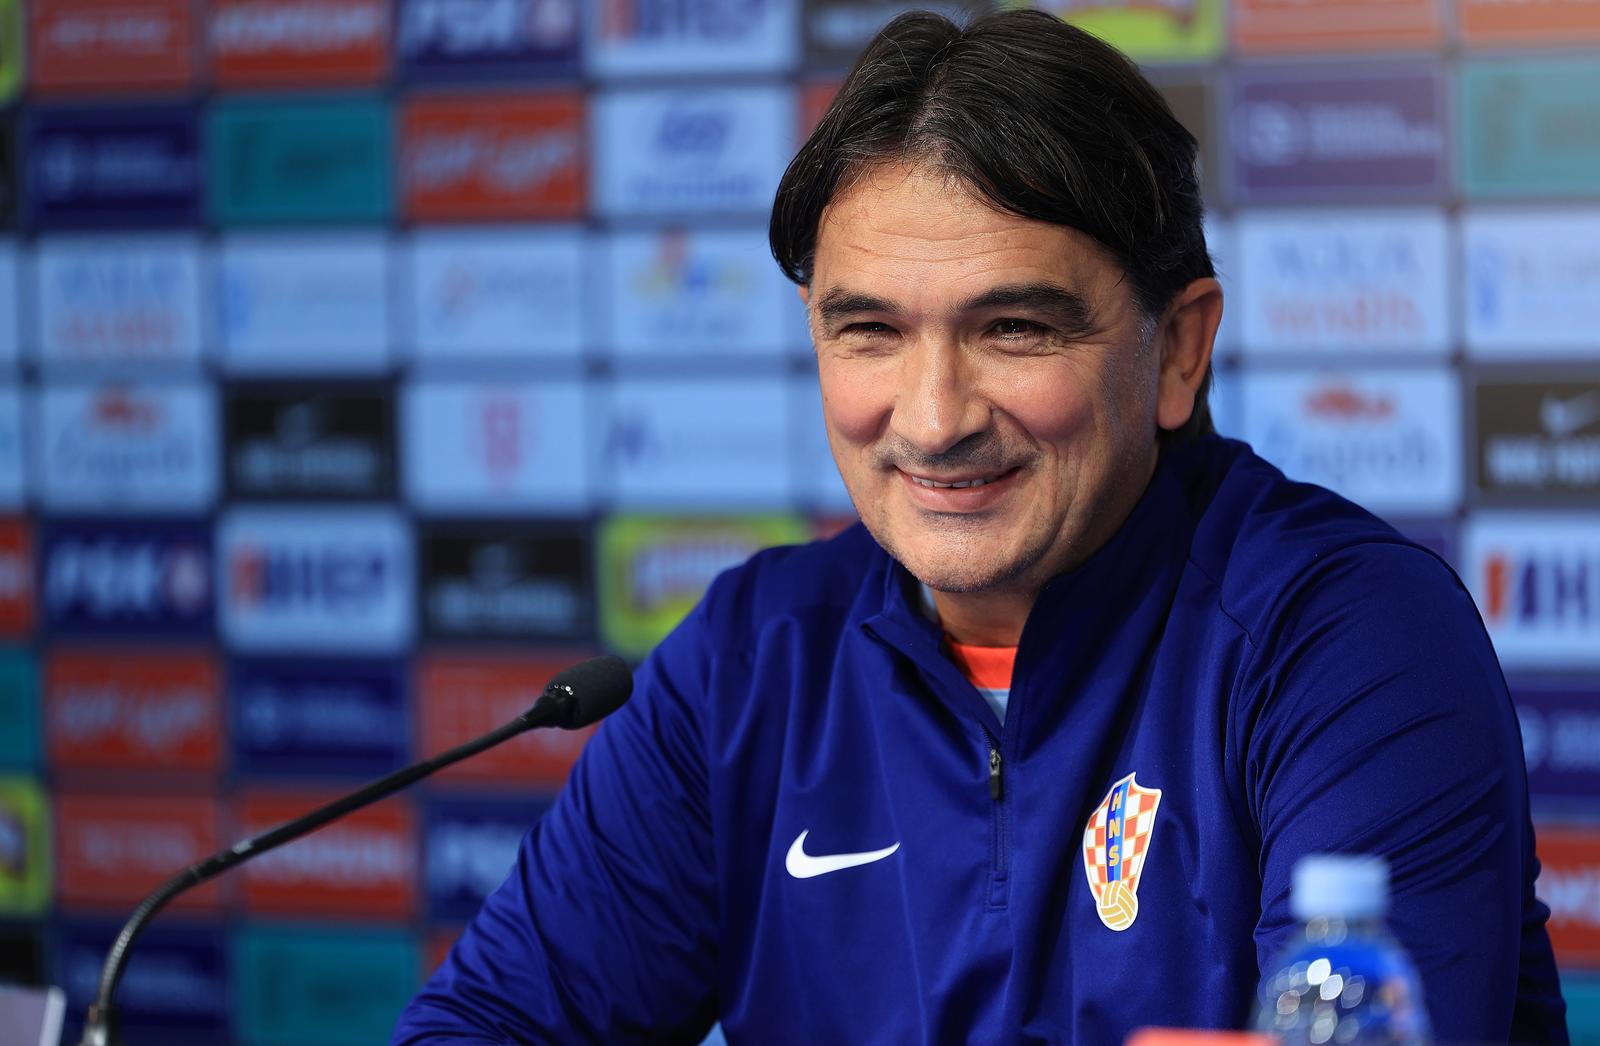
<box><xmin>0</xmin><ymin>0</ymin><xmax>1597</xmax><ymax>1041</ymax></box>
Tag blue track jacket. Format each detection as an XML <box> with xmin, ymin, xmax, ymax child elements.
<box><xmin>394</xmin><ymin>437</ymin><xmax>1565</xmax><ymax>1044</ymax></box>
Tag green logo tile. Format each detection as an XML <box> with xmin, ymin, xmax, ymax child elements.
<box><xmin>0</xmin><ymin>650</ymin><xmax>38</xmax><ymax>769</ymax></box>
<box><xmin>235</xmin><ymin>924</ymin><xmax>419</xmax><ymax>1046</ymax></box>
<box><xmin>209</xmin><ymin>97</ymin><xmax>392</xmax><ymax>225</ymax></box>
<box><xmin>1461</xmin><ymin>58</ymin><xmax>1600</xmax><ymax>198</ymax></box>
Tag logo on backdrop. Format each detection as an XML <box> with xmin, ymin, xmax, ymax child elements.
<box><xmin>1465</xmin><ymin>514</ymin><xmax>1600</xmax><ymax>668</ymax></box>
<box><xmin>608</xmin><ymin>228</ymin><xmax>791</xmax><ymax>355</ymax></box>
<box><xmin>1527</xmin><ymin>826</ymin><xmax>1600</xmax><ymax>967</ymax></box>
<box><xmin>596</xmin><ymin>514</ymin><xmax>810</xmax><ymax>656</ymax></box>
<box><xmin>29</xmin><ymin>0</ymin><xmax>197</xmax><ymax>92</ymax></box>
<box><xmin>1476</xmin><ymin>379</ymin><xmax>1600</xmax><ymax>502</ymax></box>
<box><xmin>54</xmin><ymin>793</ymin><xmax>223</xmax><ymax>909</ymax></box>
<box><xmin>0</xmin><ymin>780</ymin><xmax>48</xmax><ymax>915</ymax></box>
<box><xmin>1083</xmin><ymin>773</ymin><xmax>1163</xmax><ymax>932</ymax></box>
<box><xmin>219</xmin><ymin>233</ymin><xmax>390</xmax><ymax>373</ymax></box>
<box><xmin>237</xmin><ymin>792</ymin><xmax>416</xmax><ymax>917</ymax></box>
<box><xmin>0</xmin><ymin>519</ymin><xmax>32</xmax><ymax>636</ymax></box>
<box><xmin>1464</xmin><ymin>211</ymin><xmax>1600</xmax><ymax>358</ymax></box>
<box><xmin>0</xmin><ymin>243</ymin><xmax>15</xmax><ymax>360</ymax></box>
<box><xmin>55</xmin><ymin>923</ymin><xmax>228</xmax><ymax>1038</ymax></box>
<box><xmin>1232</xmin><ymin>0</ymin><xmax>1442</xmax><ymax>52</ymax></box>
<box><xmin>40</xmin><ymin>519</ymin><xmax>212</xmax><ymax>636</ymax></box>
<box><xmin>407</xmin><ymin>228</ymin><xmax>586</xmax><ymax>360</ymax></box>
<box><xmin>803</xmin><ymin>1</ymin><xmax>976</xmax><ymax>70</ymax></box>
<box><xmin>416</xmin><ymin>656</ymin><xmax>596</xmax><ymax>786</ymax></box>
<box><xmin>231</xmin><ymin>659</ymin><xmax>408</xmax><ymax>778</ymax></box>
<box><xmin>25</xmin><ymin>104</ymin><xmax>202</xmax><ymax>227</ymax></box>
<box><xmin>1240</xmin><ymin>369</ymin><xmax>1461</xmax><ymax>515</ymax></box>
<box><xmin>37</xmin><ymin>382</ymin><xmax>219</xmax><ymax>513</ymax></box>
<box><xmin>594</xmin><ymin>87</ymin><xmax>792</xmax><ymax>217</ymax></box>
<box><xmin>1516</xmin><ymin>687</ymin><xmax>1600</xmax><ymax>807</ymax></box>
<box><xmin>219</xmin><ymin>507</ymin><xmax>414</xmax><ymax>653</ymax></box>
<box><xmin>601</xmin><ymin>378</ymin><xmax>791</xmax><ymax>507</ymax></box>
<box><xmin>0</xmin><ymin>387</ymin><xmax>26</xmax><ymax>509</ymax></box>
<box><xmin>403</xmin><ymin>380</ymin><xmax>591</xmax><ymax>513</ymax></box>
<box><xmin>35</xmin><ymin>236</ymin><xmax>204</xmax><ymax>365</ymax></box>
<box><xmin>1236</xmin><ymin>210</ymin><xmax>1449</xmax><ymax>355</ymax></box>
<box><xmin>209</xmin><ymin>98</ymin><xmax>391</xmax><ymax>224</ymax></box>
<box><xmin>1461</xmin><ymin>59</ymin><xmax>1600</xmax><ymax>198</ymax></box>
<box><xmin>589</xmin><ymin>0</ymin><xmax>795</xmax><ymax>76</ymax></box>
<box><xmin>400</xmin><ymin>93</ymin><xmax>583</xmax><ymax>220</ymax></box>
<box><xmin>45</xmin><ymin>650</ymin><xmax>221</xmax><ymax>773</ymax></box>
<box><xmin>210</xmin><ymin>0</ymin><xmax>389</xmax><ymax>87</ymax></box>
<box><xmin>1459</xmin><ymin>0</ymin><xmax>1600</xmax><ymax>45</ymax></box>
<box><xmin>0</xmin><ymin>114</ymin><xmax>16</xmax><ymax>228</ymax></box>
<box><xmin>420</xmin><ymin>523</ymin><xmax>594</xmax><ymax>644</ymax></box>
<box><xmin>423</xmin><ymin>795</ymin><xmax>548</xmax><ymax>920</ymax></box>
<box><xmin>225</xmin><ymin>383</ymin><xmax>394</xmax><ymax>499</ymax></box>
<box><xmin>1230</xmin><ymin>64</ymin><xmax>1445</xmax><ymax>200</ymax></box>
<box><xmin>396</xmin><ymin>0</ymin><xmax>580</xmax><ymax>79</ymax></box>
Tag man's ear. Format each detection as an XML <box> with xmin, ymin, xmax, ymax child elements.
<box><xmin>797</xmin><ymin>284</ymin><xmax>811</xmax><ymax>307</ymax></box>
<box><xmin>1155</xmin><ymin>277</ymin><xmax>1223</xmax><ymax>431</ymax></box>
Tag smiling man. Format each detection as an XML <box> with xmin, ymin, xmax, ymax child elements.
<box><xmin>394</xmin><ymin>11</ymin><xmax>1564</xmax><ymax>1044</ymax></box>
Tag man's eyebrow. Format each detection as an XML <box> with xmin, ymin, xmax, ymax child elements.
<box><xmin>813</xmin><ymin>289</ymin><xmax>899</xmax><ymax>324</ymax></box>
<box><xmin>961</xmin><ymin>283</ymin><xmax>1099</xmax><ymax>334</ymax></box>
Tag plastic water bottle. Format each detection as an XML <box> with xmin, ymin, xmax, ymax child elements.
<box><xmin>1252</xmin><ymin>855</ymin><xmax>1432</xmax><ymax>1045</ymax></box>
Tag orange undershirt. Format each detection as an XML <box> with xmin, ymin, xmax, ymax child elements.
<box><xmin>945</xmin><ymin>638</ymin><xmax>1017</xmax><ymax>723</ymax></box>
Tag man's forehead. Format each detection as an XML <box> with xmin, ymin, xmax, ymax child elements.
<box><xmin>812</xmin><ymin>162</ymin><xmax>1124</xmax><ymax>293</ymax></box>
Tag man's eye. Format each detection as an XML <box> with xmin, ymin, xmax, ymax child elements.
<box><xmin>843</xmin><ymin>322</ymin><xmax>896</xmax><ymax>337</ymax></box>
<box><xmin>992</xmin><ymin>318</ymin><xmax>1047</xmax><ymax>337</ymax></box>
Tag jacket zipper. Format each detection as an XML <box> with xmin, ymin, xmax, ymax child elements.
<box><xmin>985</xmin><ymin>731</ymin><xmax>1008</xmax><ymax>909</ymax></box>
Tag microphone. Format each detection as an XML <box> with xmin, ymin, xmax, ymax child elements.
<box><xmin>77</xmin><ymin>654</ymin><xmax>634</xmax><ymax>1046</ymax></box>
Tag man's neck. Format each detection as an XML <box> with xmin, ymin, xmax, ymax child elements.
<box><xmin>929</xmin><ymin>586</ymin><xmax>1035</xmax><ymax>647</ymax></box>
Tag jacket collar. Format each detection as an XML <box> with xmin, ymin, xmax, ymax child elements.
<box><xmin>861</xmin><ymin>447</ymin><xmax>1197</xmax><ymax>739</ymax></box>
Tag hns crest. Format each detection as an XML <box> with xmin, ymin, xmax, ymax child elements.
<box><xmin>1082</xmin><ymin>773</ymin><xmax>1162</xmax><ymax>931</ymax></box>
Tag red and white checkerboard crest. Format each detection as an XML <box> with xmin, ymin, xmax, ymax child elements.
<box><xmin>1082</xmin><ymin>772</ymin><xmax>1162</xmax><ymax>931</ymax></box>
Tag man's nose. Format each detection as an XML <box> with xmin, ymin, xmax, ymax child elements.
<box><xmin>891</xmin><ymin>337</ymin><xmax>990</xmax><ymax>456</ymax></box>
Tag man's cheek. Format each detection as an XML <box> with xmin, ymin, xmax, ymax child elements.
<box><xmin>821</xmin><ymin>381</ymin><xmax>890</xmax><ymax>446</ymax></box>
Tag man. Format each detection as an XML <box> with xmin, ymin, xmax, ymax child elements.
<box><xmin>395</xmin><ymin>11</ymin><xmax>1565</xmax><ymax>1042</ymax></box>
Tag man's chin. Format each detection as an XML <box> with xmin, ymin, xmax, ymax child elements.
<box><xmin>893</xmin><ymin>539</ymin><xmax>1035</xmax><ymax>596</ymax></box>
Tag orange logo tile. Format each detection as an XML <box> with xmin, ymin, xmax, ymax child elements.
<box><xmin>1231</xmin><ymin>0</ymin><xmax>1443</xmax><ymax>52</ymax></box>
<box><xmin>0</xmin><ymin>520</ymin><xmax>32</xmax><ymax>637</ymax></box>
<box><xmin>1460</xmin><ymin>0</ymin><xmax>1600</xmax><ymax>45</ymax></box>
<box><xmin>1537</xmin><ymin>826</ymin><xmax>1600</xmax><ymax>966</ymax></box>
<box><xmin>210</xmin><ymin>0</ymin><xmax>389</xmax><ymax>88</ymax></box>
<box><xmin>30</xmin><ymin>0</ymin><xmax>196</xmax><ymax>93</ymax></box>
<box><xmin>46</xmin><ymin>649</ymin><xmax>222</xmax><ymax>773</ymax></box>
<box><xmin>236</xmin><ymin>791</ymin><xmax>416</xmax><ymax>918</ymax></box>
<box><xmin>55</xmin><ymin>792</ymin><xmax>223</xmax><ymax>910</ymax></box>
<box><xmin>417</xmin><ymin>655</ymin><xmax>596</xmax><ymax>787</ymax></box>
<box><xmin>401</xmin><ymin>92</ymin><xmax>585</xmax><ymax>221</ymax></box>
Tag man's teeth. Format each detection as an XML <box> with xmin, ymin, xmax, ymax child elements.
<box><xmin>911</xmin><ymin>475</ymin><xmax>994</xmax><ymax>489</ymax></box>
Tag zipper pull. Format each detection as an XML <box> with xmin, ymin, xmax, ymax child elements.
<box><xmin>989</xmin><ymin>745</ymin><xmax>1003</xmax><ymax>801</ymax></box>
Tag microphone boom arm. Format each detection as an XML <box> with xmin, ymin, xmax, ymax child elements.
<box><xmin>78</xmin><ymin>672</ymin><xmax>606</xmax><ymax>1046</ymax></box>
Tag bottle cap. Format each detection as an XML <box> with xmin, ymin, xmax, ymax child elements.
<box><xmin>1291</xmin><ymin>854</ymin><xmax>1389</xmax><ymax>921</ymax></box>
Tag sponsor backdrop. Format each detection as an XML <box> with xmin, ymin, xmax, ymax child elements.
<box><xmin>0</xmin><ymin>0</ymin><xmax>1597</xmax><ymax>1041</ymax></box>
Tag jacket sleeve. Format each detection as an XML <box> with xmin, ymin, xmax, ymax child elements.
<box><xmin>1240</xmin><ymin>543</ymin><xmax>1565</xmax><ymax>1043</ymax></box>
<box><xmin>391</xmin><ymin>602</ymin><xmax>720</xmax><ymax>1044</ymax></box>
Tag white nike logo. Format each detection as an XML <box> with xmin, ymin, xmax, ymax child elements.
<box><xmin>1540</xmin><ymin>390</ymin><xmax>1600</xmax><ymax>438</ymax></box>
<box><xmin>784</xmin><ymin>830</ymin><xmax>900</xmax><ymax>879</ymax></box>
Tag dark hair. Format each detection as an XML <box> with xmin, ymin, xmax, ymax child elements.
<box><xmin>771</xmin><ymin>9</ymin><xmax>1216</xmax><ymax>441</ymax></box>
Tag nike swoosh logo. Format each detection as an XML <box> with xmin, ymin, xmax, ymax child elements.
<box><xmin>784</xmin><ymin>830</ymin><xmax>900</xmax><ymax>879</ymax></box>
<box><xmin>1540</xmin><ymin>391</ymin><xmax>1600</xmax><ymax>439</ymax></box>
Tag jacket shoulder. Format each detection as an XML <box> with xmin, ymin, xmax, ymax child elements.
<box><xmin>696</xmin><ymin>522</ymin><xmax>884</xmax><ymax>653</ymax></box>
<box><xmin>1180</xmin><ymin>439</ymin><xmax>1466</xmax><ymax>647</ymax></box>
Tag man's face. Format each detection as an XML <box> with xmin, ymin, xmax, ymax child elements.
<box><xmin>804</xmin><ymin>163</ymin><xmax>1175</xmax><ymax>597</ymax></box>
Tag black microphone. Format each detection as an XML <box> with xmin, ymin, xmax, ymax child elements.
<box><xmin>77</xmin><ymin>653</ymin><xmax>633</xmax><ymax>1046</ymax></box>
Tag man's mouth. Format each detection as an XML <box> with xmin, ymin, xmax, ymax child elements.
<box><xmin>902</xmin><ymin>468</ymin><xmax>1016</xmax><ymax>490</ymax></box>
